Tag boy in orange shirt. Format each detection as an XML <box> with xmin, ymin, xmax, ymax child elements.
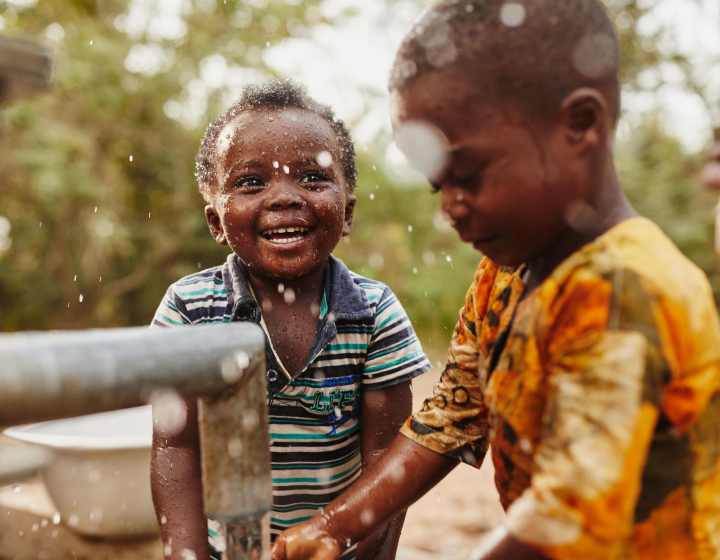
<box><xmin>271</xmin><ymin>1</ymin><xmax>720</xmax><ymax>559</ymax></box>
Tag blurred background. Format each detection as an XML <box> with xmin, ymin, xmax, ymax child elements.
<box><xmin>0</xmin><ymin>0</ymin><xmax>719</xmax><ymax>557</ymax></box>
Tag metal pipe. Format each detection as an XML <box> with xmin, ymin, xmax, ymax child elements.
<box><xmin>0</xmin><ymin>324</ymin><xmax>264</xmax><ymax>427</ymax></box>
<box><xmin>198</xmin><ymin>353</ymin><xmax>272</xmax><ymax>560</ymax></box>
<box><xmin>0</xmin><ymin>324</ymin><xmax>272</xmax><ymax>558</ymax></box>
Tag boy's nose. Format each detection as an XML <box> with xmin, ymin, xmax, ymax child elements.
<box><xmin>441</xmin><ymin>187</ymin><xmax>471</xmax><ymax>222</ymax></box>
<box><xmin>266</xmin><ymin>181</ymin><xmax>304</xmax><ymax>210</ymax></box>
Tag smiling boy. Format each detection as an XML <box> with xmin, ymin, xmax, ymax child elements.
<box><xmin>271</xmin><ymin>2</ymin><xmax>720</xmax><ymax>560</ymax></box>
<box><xmin>150</xmin><ymin>81</ymin><xmax>430</xmax><ymax>560</ymax></box>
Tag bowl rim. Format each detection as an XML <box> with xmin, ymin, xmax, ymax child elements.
<box><xmin>3</xmin><ymin>408</ymin><xmax>152</xmax><ymax>451</ymax></box>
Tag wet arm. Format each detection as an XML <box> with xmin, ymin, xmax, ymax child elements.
<box><xmin>355</xmin><ymin>380</ymin><xmax>412</xmax><ymax>560</ymax></box>
<box><xmin>151</xmin><ymin>400</ymin><xmax>210</xmax><ymax>560</ymax></box>
<box><xmin>270</xmin><ymin>433</ymin><xmax>458</xmax><ymax>560</ymax></box>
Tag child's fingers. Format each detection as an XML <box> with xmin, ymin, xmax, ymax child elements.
<box><xmin>703</xmin><ymin>143</ymin><xmax>720</xmax><ymax>191</ymax></box>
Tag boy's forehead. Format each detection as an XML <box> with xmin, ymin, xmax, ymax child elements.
<box><xmin>391</xmin><ymin>70</ymin><xmax>512</xmax><ymax>144</ymax></box>
<box><xmin>216</xmin><ymin>107</ymin><xmax>338</xmax><ymax>160</ymax></box>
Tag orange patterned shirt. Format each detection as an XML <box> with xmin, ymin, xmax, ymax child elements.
<box><xmin>400</xmin><ymin>218</ymin><xmax>720</xmax><ymax>559</ymax></box>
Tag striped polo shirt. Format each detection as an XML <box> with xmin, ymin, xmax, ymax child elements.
<box><xmin>151</xmin><ymin>254</ymin><xmax>431</xmax><ymax>556</ymax></box>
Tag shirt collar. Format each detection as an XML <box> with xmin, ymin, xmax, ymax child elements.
<box><xmin>223</xmin><ymin>253</ymin><xmax>373</xmax><ymax>323</ymax></box>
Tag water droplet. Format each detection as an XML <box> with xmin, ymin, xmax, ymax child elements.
<box><xmin>129</xmin><ymin>155</ymin><xmax>133</xmax><ymax>161</ymax></box>
<box><xmin>436</xmin><ymin>492</ymin><xmax>441</xmax><ymax>501</ymax></box>
<box><xmin>317</xmin><ymin>151</ymin><xmax>333</xmax><ymax>168</ymax></box>
<box><xmin>150</xmin><ymin>390</ymin><xmax>188</xmax><ymax>436</ymax></box>
<box><xmin>360</xmin><ymin>509</ymin><xmax>374</xmax><ymax>526</ymax></box>
<box><xmin>446</xmin><ymin>255</ymin><xmax>452</xmax><ymax>263</ymax></box>
<box><xmin>408</xmin><ymin>225</ymin><xmax>413</xmax><ymax>232</ymax></box>
<box><xmin>500</xmin><ymin>3</ymin><xmax>526</xmax><ymax>27</ymax></box>
<box><xmin>52</xmin><ymin>513</ymin><xmax>60</xmax><ymax>524</ymax></box>
<box><xmin>369</xmin><ymin>193</ymin><xmax>375</xmax><ymax>200</ymax></box>
<box><xmin>394</xmin><ymin>121</ymin><xmax>449</xmax><ymax>182</ymax></box>
<box><xmin>273</xmin><ymin>161</ymin><xmax>279</xmax><ymax>168</ymax></box>
<box><xmin>226</xmin><ymin>437</ymin><xmax>244</xmax><ymax>458</ymax></box>
<box><xmin>284</xmin><ymin>288</ymin><xmax>296</xmax><ymax>304</ymax></box>
<box><xmin>79</xmin><ymin>294</ymin><xmax>83</xmax><ymax>302</ymax></box>
<box><xmin>283</xmin><ymin>165</ymin><xmax>290</xmax><ymax>174</ymax></box>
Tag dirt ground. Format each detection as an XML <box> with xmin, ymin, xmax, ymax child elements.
<box><xmin>0</xmin><ymin>361</ymin><xmax>504</xmax><ymax>560</ymax></box>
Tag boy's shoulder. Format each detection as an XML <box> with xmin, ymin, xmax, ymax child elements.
<box><xmin>345</xmin><ymin>268</ymin><xmax>397</xmax><ymax>310</ymax></box>
<box><xmin>168</xmin><ymin>265</ymin><xmax>227</xmax><ymax>300</ymax></box>
<box><xmin>558</xmin><ymin>217</ymin><xmax>712</xmax><ymax>302</ymax></box>
<box><xmin>548</xmin><ymin>217</ymin><xmax>720</xmax><ymax>367</ymax></box>
<box><xmin>152</xmin><ymin>264</ymin><xmax>230</xmax><ymax>327</ymax></box>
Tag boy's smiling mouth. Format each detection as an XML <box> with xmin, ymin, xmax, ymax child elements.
<box><xmin>260</xmin><ymin>226</ymin><xmax>311</xmax><ymax>245</ymax></box>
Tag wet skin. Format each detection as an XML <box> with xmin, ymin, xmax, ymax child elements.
<box><xmin>152</xmin><ymin>107</ymin><xmax>411</xmax><ymax>560</ymax></box>
<box><xmin>270</xmin><ymin>70</ymin><xmax>636</xmax><ymax>560</ymax></box>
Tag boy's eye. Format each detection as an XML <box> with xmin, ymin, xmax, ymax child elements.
<box><xmin>451</xmin><ymin>171</ymin><xmax>482</xmax><ymax>190</ymax></box>
<box><xmin>235</xmin><ymin>176</ymin><xmax>265</xmax><ymax>189</ymax></box>
<box><xmin>299</xmin><ymin>171</ymin><xmax>329</xmax><ymax>185</ymax></box>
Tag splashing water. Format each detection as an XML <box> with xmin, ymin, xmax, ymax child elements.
<box><xmin>317</xmin><ymin>151</ymin><xmax>333</xmax><ymax>168</ymax></box>
<box><xmin>150</xmin><ymin>390</ymin><xmax>188</xmax><ymax>436</ymax></box>
<box><xmin>500</xmin><ymin>3</ymin><xmax>526</xmax><ymax>27</ymax></box>
<box><xmin>394</xmin><ymin>121</ymin><xmax>449</xmax><ymax>182</ymax></box>
<box><xmin>284</xmin><ymin>288</ymin><xmax>296</xmax><ymax>304</ymax></box>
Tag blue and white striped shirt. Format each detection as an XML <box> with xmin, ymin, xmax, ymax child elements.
<box><xmin>151</xmin><ymin>254</ymin><xmax>431</xmax><ymax>553</ymax></box>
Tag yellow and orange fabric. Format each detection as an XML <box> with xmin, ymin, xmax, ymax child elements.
<box><xmin>400</xmin><ymin>218</ymin><xmax>720</xmax><ymax>559</ymax></box>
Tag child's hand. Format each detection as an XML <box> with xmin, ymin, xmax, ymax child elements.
<box><xmin>270</xmin><ymin>518</ymin><xmax>345</xmax><ymax>560</ymax></box>
<box><xmin>702</xmin><ymin>143</ymin><xmax>720</xmax><ymax>191</ymax></box>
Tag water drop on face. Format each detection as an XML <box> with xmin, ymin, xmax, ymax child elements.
<box><xmin>273</xmin><ymin>161</ymin><xmax>279</xmax><ymax>169</ymax></box>
<box><xmin>283</xmin><ymin>165</ymin><xmax>290</xmax><ymax>174</ymax></box>
<box><xmin>500</xmin><ymin>3</ymin><xmax>526</xmax><ymax>27</ymax></box>
<box><xmin>317</xmin><ymin>151</ymin><xmax>333</xmax><ymax>168</ymax></box>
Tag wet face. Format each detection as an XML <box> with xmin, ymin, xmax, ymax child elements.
<box><xmin>391</xmin><ymin>71</ymin><xmax>586</xmax><ymax>268</ymax></box>
<box><xmin>205</xmin><ymin>108</ymin><xmax>356</xmax><ymax>280</ymax></box>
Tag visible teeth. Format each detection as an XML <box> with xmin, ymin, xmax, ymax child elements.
<box><xmin>264</xmin><ymin>227</ymin><xmax>308</xmax><ymax>235</ymax></box>
<box><xmin>270</xmin><ymin>236</ymin><xmax>303</xmax><ymax>244</ymax></box>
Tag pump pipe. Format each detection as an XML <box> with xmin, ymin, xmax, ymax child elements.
<box><xmin>0</xmin><ymin>324</ymin><xmax>271</xmax><ymax>560</ymax></box>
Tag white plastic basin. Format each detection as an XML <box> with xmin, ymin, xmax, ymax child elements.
<box><xmin>4</xmin><ymin>406</ymin><xmax>159</xmax><ymax>539</ymax></box>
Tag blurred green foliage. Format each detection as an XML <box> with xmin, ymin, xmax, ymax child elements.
<box><xmin>0</xmin><ymin>0</ymin><xmax>718</xmax><ymax>350</ymax></box>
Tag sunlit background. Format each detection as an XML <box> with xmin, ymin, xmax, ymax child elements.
<box><xmin>0</xmin><ymin>0</ymin><xmax>719</xmax><ymax>557</ymax></box>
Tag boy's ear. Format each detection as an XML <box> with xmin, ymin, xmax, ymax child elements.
<box><xmin>342</xmin><ymin>195</ymin><xmax>357</xmax><ymax>237</ymax></box>
<box><xmin>560</xmin><ymin>88</ymin><xmax>610</xmax><ymax>153</ymax></box>
<box><xmin>205</xmin><ymin>205</ymin><xmax>228</xmax><ymax>246</ymax></box>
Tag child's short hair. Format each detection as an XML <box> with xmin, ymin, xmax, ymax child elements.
<box><xmin>196</xmin><ymin>79</ymin><xmax>358</xmax><ymax>201</ymax></box>
<box><xmin>391</xmin><ymin>0</ymin><xmax>620</xmax><ymax>121</ymax></box>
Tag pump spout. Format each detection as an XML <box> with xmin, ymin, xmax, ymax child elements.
<box><xmin>0</xmin><ymin>323</ymin><xmax>271</xmax><ymax>558</ymax></box>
